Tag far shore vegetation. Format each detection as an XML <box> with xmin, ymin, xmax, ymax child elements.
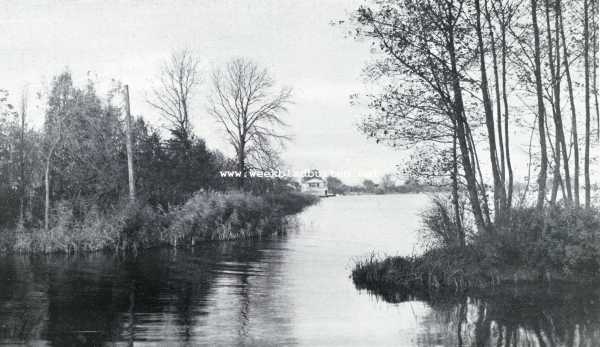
<box><xmin>326</xmin><ymin>175</ymin><xmax>443</xmax><ymax>195</ymax></box>
<box><xmin>344</xmin><ymin>0</ymin><xmax>600</xmax><ymax>293</ymax></box>
<box><xmin>0</xmin><ymin>56</ymin><xmax>318</xmax><ymax>254</ymax></box>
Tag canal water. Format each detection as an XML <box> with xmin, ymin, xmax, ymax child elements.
<box><xmin>1</xmin><ymin>194</ymin><xmax>598</xmax><ymax>346</ymax></box>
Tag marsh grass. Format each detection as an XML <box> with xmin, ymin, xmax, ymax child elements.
<box><xmin>3</xmin><ymin>190</ymin><xmax>318</xmax><ymax>254</ymax></box>
<box><xmin>352</xmin><ymin>205</ymin><xmax>600</xmax><ymax>294</ymax></box>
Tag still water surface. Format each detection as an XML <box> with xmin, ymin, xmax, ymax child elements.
<box><xmin>1</xmin><ymin>194</ymin><xmax>598</xmax><ymax>346</ymax></box>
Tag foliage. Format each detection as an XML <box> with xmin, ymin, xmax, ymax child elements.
<box><xmin>167</xmin><ymin>190</ymin><xmax>317</xmax><ymax>245</ymax></box>
<box><xmin>420</xmin><ymin>195</ymin><xmax>472</xmax><ymax>248</ymax></box>
<box><xmin>353</xmin><ymin>206</ymin><xmax>600</xmax><ymax>292</ymax></box>
<box><xmin>2</xmin><ymin>191</ymin><xmax>317</xmax><ymax>254</ymax></box>
<box><xmin>208</xmin><ymin>58</ymin><xmax>293</xmax><ymax>188</ymax></box>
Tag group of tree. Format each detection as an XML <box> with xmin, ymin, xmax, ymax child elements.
<box><xmin>325</xmin><ymin>174</ymin><xmax>433</xmax><ymax>195</ymax></box>
<box><xmin>345</xmin><ymin>0</ymin><xmax>599</xmax><ymax>245</ymax></box>
<box><xmin>0</xmin><ymin>53</ymin><xmax>293</xmax><ymax>231</ymax></box>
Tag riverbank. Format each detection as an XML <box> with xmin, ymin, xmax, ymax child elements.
<box><xmin>2</xmin><ymin>191</ymin><xmax>319</xmax><ymax>254</ymax></box>
<box><xmin>352</xmin><ymin>206</ymin><xmax>600</xmax><ymax>293</ymax></box>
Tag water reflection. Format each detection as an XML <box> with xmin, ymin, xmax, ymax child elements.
<box><xmin>0</xmin><ymin>235</ymin><xmax>296</xmax><ymax>346</ymax></box>
<box><xmin>1</xmin><ymin>195</ymin><xmax>598</xmax><ymax>346</ymax></box>
<box><xmin>365</xmin><ymin>284</ymin><xmax>600</xmax><ymax>346</ymax></box>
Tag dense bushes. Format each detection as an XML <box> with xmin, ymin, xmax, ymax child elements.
<box><xmin>352</xmin><ymin>204</ymin><xmax>600</xmax><ymax>293</ymax></box>
<box><xmin>167</xmin><ymin>190</ymin><xmax>318</xmax><ymax>244</ymax></box>
<box><xmin>1</xmin><ymin>191</ymin><xmax>318</xmax><ymax>254</ymax></box>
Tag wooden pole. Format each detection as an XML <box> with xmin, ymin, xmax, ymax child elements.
<box><xmin>124</xmin><ymin>85</ymin><xmax>136</xmax><ymax>202</ymax></box>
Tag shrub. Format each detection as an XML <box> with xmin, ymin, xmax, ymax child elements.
<box><xmin>353</xmin><ymin>205</ymin><xmax>600</xmax><ymax>294</ymax></box>
<box><xmin>420</xmin><ymin>195</ymin><xmax>470</xmax><ymax>248</ymax></box>
<box><xmin>3</xmin><ymin>190</ymin><xmax>318</xmax><ymax>254</ymax></box>
<box><xmin>166</xmin><ymin>190</ymin><xmax>312</xmax><ymax>245</ymax></box>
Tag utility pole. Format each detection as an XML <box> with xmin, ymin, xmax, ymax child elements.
<box><xmin>19</xmin><ymin>90</ymin><xmax>27</xmax><ymax>224</ymax></box>
<box><xmin>124</xmin><ymin>85</ymin><xmax>136</xmax><ymax>202</ymax></box>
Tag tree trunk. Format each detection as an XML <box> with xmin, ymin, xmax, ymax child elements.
<box><xmin>532</xmin><ymin>0</ymin><xmax>549</xmax><ymax>211</ymax></box>
<box><xmin>124</xmin><ymin>85</ymin><xmax>136</xmax><ymax>202</ymax></box>
<box><xmin>44</xmin><ymin>156</ymin><xmax>51</xmax><ymax>232</ymax></box>
<box><xmin>237</xmin><ymin>142</ymin><xmax>246</xmax><ymax>190</ymax></box>
<box><xmin>475</xmin><ymin>0</ymin><xmax>506</xmax><ymax>224</ymax></box>
<box><xmin>593</xmin><ymin>0</ymin><xmax>600</xmax><ymax>142</ymax></box>
<box><xmin>545</xmin><ymin>0</ymin><xmax>572</xmax><ymax>204</ymax></box>
<box><xmin>44</xmin><ymin>135</ymin><xmax>60</xmax><ymax>232</ymax></box>
<box><xmin>447</xmin><ymin>20</ymin><xmax>488</xmax><ymax>233</ymax></box>
<box><xmin>498</xmin><ymin>5</ymin><xmax>514</xmax><ymax>209</ymax></box>
<box><xmin>548</xmin><ymin>119</ymin><xmax>562</xmax><ymax>204</ymax></box>
<box><xmin>19</xmin><ymin>92</ymin><xmax>26</xmax><ymax>224</ymax></box>
<box><xmin>559</xmin><ymin>0</ymin><xmax>580</xmax><ymax>207</ymax></box>
<box><xmin>555</xmin><ymin>6</ymin><xmax>572</xmax><ymax>204</ymax></box>
<box><xmin>584</xmin><ymin>0</ymin><xmax>591</xmax><ymax>208</ymax></box>
<box><xmin>466</xmin><ymin>122</ymin><xmax>493</xmax><ymax>226</ymax></box>
<box><xmin>452</xmin><ymin>124</ymin><xmax>464</xmax><ymax>247</ymax></box>
<box><xmin>447</xmin><ymin>15</ymin><xmax>488</xmax><ymax>232</ymax></box>
<box><xmin>485</xmin><ymin>0</ymin><xmax>506</xmax><ymax>187</ymax></box>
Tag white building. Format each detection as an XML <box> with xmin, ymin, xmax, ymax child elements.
<box><xmin>300</xmin><ymin>176</ymin><xmax>328</xmax><ymax>196</ymax></box>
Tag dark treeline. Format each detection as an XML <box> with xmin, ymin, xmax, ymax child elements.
<box><xmin>345</xmin><ymin>0</ymin><xmax>600</xmax><ymax>289</ymax></box>
<box><xmin>0</xmin><ymin>72</ymin><xmax>230</xmax><ymax>228</ymax></box>
<box><xmin>0</xmin><ymin>55</ymin><xmax>315</xmax><ymax>253</ymax></box>
<box><xmin>326</xmin><ymin>175</ymin><xmax>441</xmax><ymax>195</ymax></box>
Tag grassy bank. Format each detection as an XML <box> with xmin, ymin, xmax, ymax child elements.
<box><xmin>352</xmin><ymin>205</ymin><xmax>600</xmax><ymax>294</ymax></box>
<box><xmin>1</xmin><ymin>191</ymin><xmax>318</xmax><ymax>254</ymax></box>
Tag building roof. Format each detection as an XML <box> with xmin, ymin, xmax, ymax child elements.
<box><xmin>302</xmin><ymin>176</ymin><xmax>326</xmax><ymax>184</ymax></box>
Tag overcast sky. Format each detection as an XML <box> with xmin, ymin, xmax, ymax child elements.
<box><xmin>3</xmin><ymin>0</ymin><xmax>596</xmax><ymax>186</ymax></box>
<box><xmin>0</xmin><ymin>0</ymin><xmax>411</xmax><ymax>184</ymax></box>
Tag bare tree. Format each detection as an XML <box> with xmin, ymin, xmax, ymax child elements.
<box><xmin>18</xmin><ymin>89</ymin><xmax>27</xmax><ymax>224</ymax></box>
<box><xmin>207</xmin><ymin>58</ymin><xmax>292</xmax><ymax>189</ymax></box>
<box><xmin>584</xmin><ymin>0</ymin><xmax>591</xmax><ymax>208</ymax></box>
<box><xmin>148</xmin><ymin>50</ymin><xmax>200</xmax><ymax>143</ymax></box>
<box><xmin>531</xmin><ymin>0</ymin><xmax>549</xmax><ymax>211</ymax></box>
<box><xmin>559</xmin><ymin>0</ymin><xmax>580</xmax><ymax>207</ymax></box>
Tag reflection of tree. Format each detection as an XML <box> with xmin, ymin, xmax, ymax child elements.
<box><xmin>363</xmin><ymin>284</ymin><xmax>600</xmax><ymax>346</ymax></box>
<box><xmin>0</xmin><ymin>231</ymin><xmax>297</xmax><ymax>345</ymax></box>
<box><xmin>0</xmin><ymin>256</ymin><xmax>49</xmax><ymax>342</ymax></box>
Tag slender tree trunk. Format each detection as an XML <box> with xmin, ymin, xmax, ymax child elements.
<box><xmin>545</xmin><ymin>0</ymin><xmax>572</xmax><ymax>204</ymax></box>
<box><xmin>532</xmin><ymin>0</ymin><xmax>549</xmax><ymax>211</ymax></box>
<box><xmin>584</xmin><ymin>0</ymin><xmax>591</xmax><ymax>208</ymax></box>
<box><xmin>554</xmin><ymin>0</ymin><xmax>572</xmax><ymax>203</ymax></box>
<box><xmin>467</xmin><ymin>121</ymin><xmax>493</xmax><ymax>226</ymax></box>
<box><xmin>498</xmin><ymin>6</ymin><xmax>514</xmax><ymax>209</ymax></box>
<box><xmin>447</xmin><ymin>24</ymin><xmax>488</xmax><ymax>233</ymax></box>
<box><xmin>44</xmin><ymin>145</ymin><xmax>57</xmax><ymax>232</ymax></box>
<box><xmin>475</xmin><ymin>0</ymin><xmax>506</xmax><ymax>224</ymax></box>
<box><xmin>485</xmin><ymin>1</ymin><xmax>506</xmax><ymax>187</ymax></box>
<box><xmin>486</xmin><ymin>6</ymin><xmax>505</xmax><ymax>183</ymax></box>
<box><xmin>548</xmin><ymin>118</ymin><xmax>562</xmax><ymax>204</ymax></box>
<box><xmin>237</xmin><ymin>141</ymin><xmax>246</xmax><ymax>190</ymax></box>
<box><xmin>19</xmin><ymin>92</ymin><xmax>26</xmax><ymax>224</ymax></box>
<box><xmin>44</xmin><ymin>160</ymin><xmax>50</xmax><ymax>232</ymax></box>
<box><xmin>452</xmin><ymin>124</ymin><xmax>464</xmax><ymax>247</ymax></box>
<box><xmin>44</xmin><ymin>121</ymin><xmax>61</xmax><ymax>232</ymax></box>
<box><xmin>559</xmin><ymin>0</ymin><xmax>580</xmax><ymax>207</ymax></box>
<box><xmin>124</xmin><ymin>85</ymin><xmax>136</xmax><ymax>202</ymax></box>
<box><xmin>594</xmin><ymin>0</ymin><xmax>600</xmax><ymax>141</ymax></box>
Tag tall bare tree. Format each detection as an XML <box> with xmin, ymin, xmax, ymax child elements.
<box><xmin>475</xmin><ymin>0</ymin><xmax>507</xmax><ymax>222</ymax></box>
<box><xmin>531</xmin><ymin>0</ymin><xmax>549</xmax><ymax>211</ymax></box>
<box><xmin>207</xmin><ymin>58</ymin><xmax>292</xmax><ymax>189</ymax></box>
<box><xmin>584</xmin><ymin>0</ymin><xmax>591</xmax><ymax>208</ymax></box>
<box><xmin>148</xmin><ymin>50</ymin><xmax>200</xmax><ymax>144</ymax></box>
<box><xmin>558</xmin><ymin>0</ymin><xmax>580</xmax><ymax>207</ymax></box>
